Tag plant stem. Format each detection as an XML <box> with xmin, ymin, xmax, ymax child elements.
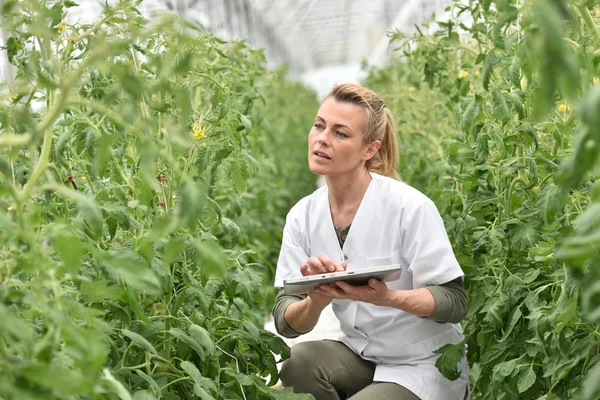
<box><xmin>577</xmin><ymin>4</ymin><xmax>600</xmax><ymax>45</ymax></box>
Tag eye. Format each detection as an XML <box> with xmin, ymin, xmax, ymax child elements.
<box><xmin>313</xmin><ymin>123</ymin><xmax>324</xmax><ymax>130</ymax></box>
<box><xmin>336</xmin><ymin>131</ymin><xmax>348</xmax><ymax>138</ymax></box>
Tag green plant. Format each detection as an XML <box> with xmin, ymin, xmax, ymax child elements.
<box><xmin>364</xmin><ymin>0</ymin><xmax>600</xmax><ymax>398</ymax></box>
<box><xmin>0</xmin><ymin>1</ymin><xmax>315</xmax><ymax>399</ymax></box>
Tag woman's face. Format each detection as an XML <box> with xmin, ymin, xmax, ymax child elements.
<box><xmin>308</xmin><ymin>97</ymin><xmax>380</xmax><ymax>177</ymax></box>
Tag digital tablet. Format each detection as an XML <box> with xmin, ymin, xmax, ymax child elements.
<box><xmin>283</xmin><ymin>264</ymin><xmax>402</xmax><ymax>295</ymax></box>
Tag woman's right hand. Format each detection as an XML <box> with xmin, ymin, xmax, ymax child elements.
<box><xmin>300</xmin><ymin>254</ymin><xmax>347</xmax><ymax>309</ymax></box>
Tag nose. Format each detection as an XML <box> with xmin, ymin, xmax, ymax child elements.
<box><xmin>314</xmin><ymin>128</ymin><xmax>331</xmax><ymax>146</ymax></box>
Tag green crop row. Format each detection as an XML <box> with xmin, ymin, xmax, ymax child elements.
<box><xmin>0</xmin><ymin>1</ymin><xmax>316</xmax><ymax>399</ymax></box>
<box><xmin>364</xmin><ymin>0</ymin><xmax>600</xmax><ymax>398</ymax></box>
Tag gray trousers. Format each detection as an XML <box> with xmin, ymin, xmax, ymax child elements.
<box><xmin>280</xmin><ymin>340</ymin><xmax>421</xmax><ymax>400</ymax></box>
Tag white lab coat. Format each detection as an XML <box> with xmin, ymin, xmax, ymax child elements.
<box><xmin>274</xmin><ymin>172</ymin><xmax>469</xmax><ymax>400</ymax></box>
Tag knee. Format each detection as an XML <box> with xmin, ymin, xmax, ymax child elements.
<box><xmin>280</xmin><ymin>341</ymin><xmax>322</xmax><ymax>389</ymax></box>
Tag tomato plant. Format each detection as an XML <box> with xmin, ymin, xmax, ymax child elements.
<box><xmin>0</xmin><ymin>1</ymin><xmax>316</xmax><ymax>399</ymax></box>
<box><xmin>364</xmin><ymin>0</ymin><xmax>600</xmax><ymax>398</ymax></box>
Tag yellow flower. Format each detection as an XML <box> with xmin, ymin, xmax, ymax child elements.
<box><xmin>8</xmin><ymin>92</ymin><xmax>17</xmax><ymax>101</ymax></box>
<box><xmin>475</xmin><ymin>68</ymin><xmax>480</xmax><ymax>76</ymax></box>
<box><xmin>557</xmin><ymin>103</ymin><xmax>571</xmax><ymax>113</ymax></box>
<box><xmin>81</xmin><ymin>176</ymin><xmax>87</xmax><ymax>182</ymax></box>
<box><xmin>192</xmin><ymin>120</ymin><xmax>205</xmax><ymax>139</ymax></box>
<box><xmin>469</xmin><ymin>38</ymin><xmax>476</xmax><ymax>44</ymax></box>
<box><xmin>594</xmin><ymin>77</ymin><xmax>599</xmax><ymax>84</ymax></box>
<box><xmin>595</xmin><ymin>5</ymin><xmax>600</xmax><ymax>16</ymax></box>
<box><xmin>470</xmin><ymin>84</ymin><xmax>474</xmax><ymax>92</ymax></box>
<box><xmin>408</xmin><ymin>86</ymin><xmax>416</xmax><ymax>93</ymax></box>
<box><xmin>57</xmin><ymin>23</ymin><xmax>67</xmax><ymax>34</ymax></box>
<box><xmin>68</xmin><ymin>35</ymin><xmax>73</xmax><ymax>42</ymax></box>
<box><xmin>459</xmin><ymin>70</ymin><xmax>469</xmax><ymax>79</ymax></box>
<box><xmin>450</xmin><ymin>130</ymin><xmax>456</xmax><ymax>136</ymax></box>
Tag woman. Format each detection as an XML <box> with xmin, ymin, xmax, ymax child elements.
<box><xmin>272</xmin><ymin>83</ymin><xmax>469</xmax><ymax>400</ymax></box>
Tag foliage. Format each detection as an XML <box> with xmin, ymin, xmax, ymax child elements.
<box><xmin>0</xmin><ymin>1</ymin><xmax>315</xmax><ymax>399</ymax></box>
<box><xmin>364</xmin><ymin>0</ymin><xmax>600</xmax><ymax>398</ymax></box>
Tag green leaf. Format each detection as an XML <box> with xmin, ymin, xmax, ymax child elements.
<box><xmin>191</xmin><ymin>240</ymin><xmax>226</xmax><ymax>278</ymax></box>
<box><xmin>269</xmin><ymin>386</ymin><xmax>316</xmax><ymax>400</ymax></box>
<box><xmin>22</xmin><ymin>363</ymin><xmax>88</xmax><ymax>394</ymax></box>
<box><xmin>80</xmin><ymin>280</ymin><xmax>124</xmax><ymax>303</ymax></box>
<box><xmin>122</xmin><ymin>329</ymin><xmax>158</xmax><ymax>355</ymax></box>
<box><xmin>180</xmin><ymin>361</ymin><xmax>216</xmax><ymax>397</ymax></box>
<box><xmin>498</xmin><ymin>307</ymin><xmax>522</xmax><ymax>342</ymax></box>
<box><xmin>6</xmin><ymin>36</ymin><xmax>23</xmax><ymax>63</ymax></box>
<box><xmin>482</xmin><ymin>52</ymin><xmax>498</xmax><ymax>91</ymax></box>
<box><xmin>102</xmin><ymin>369</ymin><xmax>133</xmax><ymax>400</ymax></box>
<box><xmin>100</xmin><ymin>250</ymin><xmax>162</xmax><ymax>296</ymax></box>
<box><xmin>536</xmin><ymin>183</ymin><xmax>563</xmax><ymax>224</ymax></box>
<box><xmin>189</xmin><ymin>324</ymin><xmax>214</xmax><ymax>356</ymax></box>
<box><xmin>170</xmin><ymin>328</ymin><xmax>209</xmax><ymax>359</ymax></box>
<box><xmin>52</xmin><ymin>230</ymin><xmax>84</xmax><ymax>274</ymax></box>
<box><xmin>582</xmin><ymin>362</ymin><xmax>600</xmax><ymax>400</ymax></box>
<box><xmin>76</xmin><ymin>194</ymin><xmax>103</xmax><ymax>241</ymax></box>
<box><xmin>433</xmin><ymin>342</ymin><xmax>464</xmax><ymax>380</ymax></box>
<box><xmin>224</xmin><ymin>370</ymin><xmax>254</xmax><ymax>386</ymax></box>
<box><xmin>177</xmin><ymin>180</ymin><xmax>207</xmax><ymax>230</ymax></box>
<box><xmin>240</xmin><ymin>114</ymin><xmax>252</xmax><ymax>132</ymax></box>
<box><xmin>493</xmin><ymin>358</ymin><xmax>517</xmax><ymax>379</ymax></box>
<box><xmin>517</xmin><ymin>366</ymin><xmax>536</xmax><ymax>393</ymax></box>
<box><xmin>64</xmin><ymin>0</ymin><xmax>79</xmax><ymax>7</ymax></box>
<box><xmin>134</xmin><ymin>370</ymin><xmax>162</xmax><ymax>398</ymax></box>
<box><xmin>460</xmin><ymin>100</ymin><xmax>479</xmax><ymax>131</ymax></box>
<box><xmin>491</xmin><ymin>90</ymin><xmax>510</xmax><ymax>122</ymax></box>
<box><xmin>133</xmin><ymin>390</ymin><xmax>157</xmax><ymax>400</ymax></box>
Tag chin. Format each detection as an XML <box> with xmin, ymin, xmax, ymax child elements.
<box><xmin>308</xmin><ymin>163</ymin><xmax>329</xmax><ymax>176</ymax></box>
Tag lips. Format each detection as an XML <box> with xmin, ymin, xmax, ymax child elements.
<box><xmin>313</xmin><ymin>150</ymin><xmax>331</xmax><ymax>160</ymax></box>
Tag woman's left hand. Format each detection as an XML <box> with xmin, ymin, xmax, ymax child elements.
<box><xmin>314</xmin><ymin>278</ymin><xmax>394</xmax><ymax>307</ymax></box>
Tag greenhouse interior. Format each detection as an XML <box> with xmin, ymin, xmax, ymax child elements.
<box><xmin>0</xmin><ymin>0</ymin><xmax>599</xmax><ymax>399</ymax></box>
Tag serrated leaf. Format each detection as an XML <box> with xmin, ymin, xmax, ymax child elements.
<box><xmin>461</xmin><ymin>100</ymin><xmax>479</xmax><ymax>131</ymax></box>
<box><xmin>491</xmin><ymin>90</ymin><xmax>510</xmax><ymax>122</ymax></box>
<box><xmin>433</xmin><ymin>342</ymin><xmax>464</xmax><ymax>380</ymax></box>
<box><xmin>482</xmin><ymin>52</ymin><xmax>498</xmax><ymax>91</ymax></box>
<box><xmin>122</xmin><ymin>329</ymin><xmax>157</xmax><ymax>355</ymax></box>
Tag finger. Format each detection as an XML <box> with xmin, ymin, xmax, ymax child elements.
<box><xmin>336</xmin><ymin>281</ymin><xmax>355</xmax><ymax>294</ymax></box>
<box><xmin>318</xmin><ymin>253</ymin><xmax>336</xmax><ymax>272</ymax></box>
<box><xmin>317</xmin><ymin>284</ymin><xmax>340</xmax><ymax>296</ymax></box>
<box><xmin>300</xmin><ymin>264</ymin><xmax>310</xmax><ymax>276</ymax></box>
<box><xmin>307</xmin><ymin>257</ymin><xmax>327</xmax><ymax>273</ymax></box>
<box><xmin>368</xmin><ymin>278</ymin><xmax>384</xmax><ymax>290</ymax></box>
<box><xmin>333</xmin><ymin>261</ymin><xmax>345</xmax><ymax>272</ymax></box>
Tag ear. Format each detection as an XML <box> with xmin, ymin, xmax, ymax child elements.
<box><xmin>363</xmin><ymin>140</ymin><xmax>381</xmax><ymax>161</ymax></box>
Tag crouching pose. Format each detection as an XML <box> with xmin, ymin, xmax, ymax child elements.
<box><xmin>272</xmin><ymin>84</ymin><xmax>469</xmax><ymax>400</ymax></box>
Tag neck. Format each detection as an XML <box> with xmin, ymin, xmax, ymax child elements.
<box><xmin>326</xmin><ymin>168</ymin><xmax>372</xmax><ymax>211</ymax></box>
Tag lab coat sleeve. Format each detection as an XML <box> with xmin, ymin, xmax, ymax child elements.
<box><xmin>400</xmin><ymin>198</ymin><xmax>464</xmax><ymax>289</ymax></box>
<box><xmin>273</xmin><ymin>210</ymin><xmax>310</xmax><ymax>288</ymax></box>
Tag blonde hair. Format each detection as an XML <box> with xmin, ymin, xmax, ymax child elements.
<box><xmin>327</xmin><ymin>83</ymin><xmax>400</xmax><ymax>180</ymax></box>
